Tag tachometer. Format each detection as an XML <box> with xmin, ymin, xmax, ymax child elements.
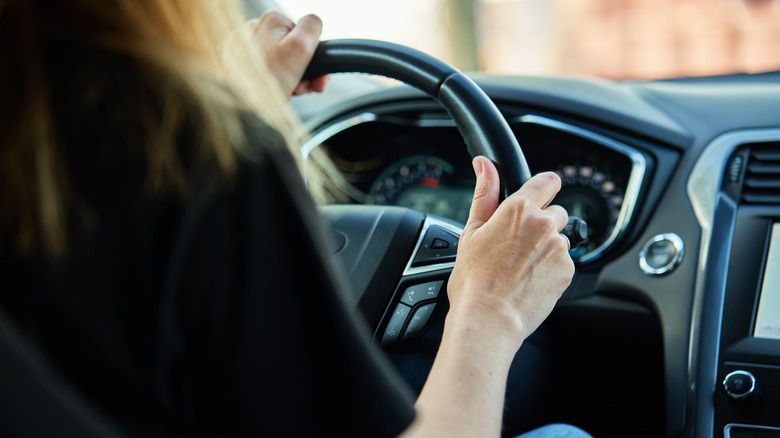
<box><xmin>368</xmin><ymin>155</ymin><xmax>472</xmax><ymax>223</ymax></box>
<box><xmin>554</xmin><ymin>164</ymin><xmax>624</xmax><ymax>259</ymax></box>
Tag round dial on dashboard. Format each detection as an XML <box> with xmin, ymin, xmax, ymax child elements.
<box><xmin>554</xmin><ymin>164</ymin><xmax>624</xmax><ymax>259</ymax></box>
<box><xmin>368</xmin><ymin>155</ymin><xmax>472</xmax><ymax>223</ymax></box>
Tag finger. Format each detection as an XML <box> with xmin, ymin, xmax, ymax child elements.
<box><xmin>506</xmin><ymin>171</ymin><xmax>561</xmax><ymax>209</ymax></box>
<box><xmin>560</xmin><ymin>233</ymin><xmax>571</xmax><ymax>251</ymax></box>
<box><xmin>292</xmin><ymin>82</ymin><xmax>309</xmax><ymax>96</ymax></box>
<box><xmin>544</xmin><ymin>204</ymin><xmax>569</xmax><ymax>232</ymax></box>
<box><xmin>282</xmin><ymin>14</ymin><xmax>323</xmax><ymax>51</ymax></box>
<box><xmin>292</xmin><ymin>75</ymin><xmax>330</xmax><ymax>95</ymax></box>
<box><xmin>464</xmin><ymin>156</ymin><xmax>501</xmax><ymax>234</ymax></box>
<box><xmin>255</xmin><ymin>11</ymin><xmax>294</xmax><ymax>38</ymax></box>
<box><xmin>309</xmin><ymin>74</ymin><xmax>330</xmax><ymax>92</ymax></box>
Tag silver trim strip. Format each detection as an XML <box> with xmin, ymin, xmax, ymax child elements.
<box><xmin>300</xmin><ymin>112</ymin><xmax>377</xmax><ymax>161</ymax></box>
<box><xmin>516</xmin><ymin>115</ymin><xmax>648</xmax><ymax>264</ymax></box>
<box><xmin>724</xmin><ymin>423</ymin><xmax>780</xmax><ymax>438</ymax></box>
<box><xmin>402</xmin><ymin>216</ymin><xmax>463</xmax><ymax>277</ymax></box>
<box><xmin>688</xmin><ymin>129</ymin><xmax>780</xmax><ymax>231</ymax></box>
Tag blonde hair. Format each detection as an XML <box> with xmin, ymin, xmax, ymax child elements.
<box><xmin>0</xmin><ymin>0</ymin><xmax>325</xmax><ymax>257</ymax></box>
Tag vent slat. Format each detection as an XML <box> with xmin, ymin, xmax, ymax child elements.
<box><xmin>742</xmin><ymin>193</ymin><xmax>780</xmax><ymax>204</ymax></box>
<box><xmin>741</xmin><ymin>144</ymin><xmax>780</xmax><ymax>205</ymax></box>
<box><xmin>744</xmin><ymin>178</ymin><xmax>780</xmax><ymax>189</ymax></box>
<box><xmin>752</xmin><ymin>150</ymin><xmax>780</xmax><ymax>161</ymax></box>
<box><xmin>747</xmin><ymin>163</ymin><xmax>780</xmax><ymax>174</ymax></box>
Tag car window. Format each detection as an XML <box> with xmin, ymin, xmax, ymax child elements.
<box><xmin>273</xmin><ymin>0</ymin><xmax>780</xmax><ymax>80</ymax></box>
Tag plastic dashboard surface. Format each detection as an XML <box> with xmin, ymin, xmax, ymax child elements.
<box><xmin>295</xmin><ymin>71</ymin><xmax>780</xmax><ymax>438</ymax></box>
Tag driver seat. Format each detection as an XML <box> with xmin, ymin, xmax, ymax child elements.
<box><xmin>0</xmin><ymin>306</ymin><xmax>126</xmax><ymax>438</ymax></box>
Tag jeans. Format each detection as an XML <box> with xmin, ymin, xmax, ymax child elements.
<box><xmin>515</xmin><ymin>423</ymin><xmax>594</xmax><ymax>438</ymax></box>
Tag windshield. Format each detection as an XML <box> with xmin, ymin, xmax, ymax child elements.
<box><xmin>276</xmin><ymin>0</ymin><xmax>780</xmax><ymax>80</ymax></box>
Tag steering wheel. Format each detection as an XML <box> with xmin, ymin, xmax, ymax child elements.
<box><xmin>304</xmin><ymin>40</ymin><xmax>582</xmax><ymax>344</ymax></box>
<box><xmin>305</xmin><ymin>39</ymin><xmax>531</xmax><ymax>194</ymax></box>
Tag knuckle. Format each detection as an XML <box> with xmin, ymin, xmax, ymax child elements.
<box><xmin>472</xmin><ymin>183</ymin><xmax>490</xmax><ymax>202</ymax></box>
<box><xmin>557</xmin><ymin>233</ymin><xmax>570</xmax><ymax>250</ymax></box>
<box><xmin>532</xmin><ymin>213</ymin><xmax>557</xmax><ymax>234</ymax></box>
<box><xmin>566</xmin><ymin>259</ymin><xmax>576</xmax><ymax>278</ymax></box>
<box><xmin>259</xmin><ymin>10</ymin><xmax>284</xmax><ymax>25</ymax></box>
<box><xmin>559</xmin><ymin>262</ymin><xmax>575</xmax><ymax>288</ymax></box>
<box><xmin>284</xmin><ymin>33</ymin><xmax>314</xmax><ymax>54</ymax></box>
<box><xmin>549</xmin><ymin>204</ymin><xmax>567</xmax><ymax>217</ymax></box>
<box><xmin>509</xmin><ymin>197</ymin><xmax>532</xmax><ymax>213</ymax></box>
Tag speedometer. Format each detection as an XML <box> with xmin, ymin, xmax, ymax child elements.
<box><xmin>368</xmin><ymin>155</ymin><xmax>473</xmax><ymax>223</ymax></box>
<box><xmin>555</xmin><ymin>164</ymin><xmax>624</xmax><ymax>259</ymax></box>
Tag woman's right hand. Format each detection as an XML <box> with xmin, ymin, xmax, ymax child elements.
<box><xmin>447</xmin><ymin>156</ymin><xmax>575</xmax><ymax>347</ymax></box>
<box><xmin>405</xmin><ymin>156</ymin><xmax>575</xmax><ymax>438</ymax></box>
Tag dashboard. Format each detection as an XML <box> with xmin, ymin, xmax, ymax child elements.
<box><xmin>310</xmin><ymin>111</ymin><xmax>647</xmax><ymax>263</ymax></box>
<box><xmin>296</xmin><ymin>71</ymin><xmax>780</xmax><ymax>438</ymax></box>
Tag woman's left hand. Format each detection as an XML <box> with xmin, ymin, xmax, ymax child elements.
<box><xmin>247</xmin><ymin>11</ymin><xmax>329</xmax><ymax>97</ymax></box>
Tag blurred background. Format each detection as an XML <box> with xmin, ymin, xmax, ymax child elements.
<box><xmin>271</xmin><ymin>0</ymin><xmax>780</xmax><ymax>80</ymax></box>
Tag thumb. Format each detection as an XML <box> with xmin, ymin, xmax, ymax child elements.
<box><xmin>464</xmin><ymin>156</ymin><xmax>501</xmax><ymax>235</ymax></box>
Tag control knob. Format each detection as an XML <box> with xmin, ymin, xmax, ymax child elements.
<box><xmin>723</xmin><ymin>370</ymin><xmax>761</xmax><ymax>403</ymax></box>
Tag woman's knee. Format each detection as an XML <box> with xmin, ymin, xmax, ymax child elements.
<box><xmin>514</xmin><ymin>423</ymin><xmax>594</xmax><ymax>438</ymax></box>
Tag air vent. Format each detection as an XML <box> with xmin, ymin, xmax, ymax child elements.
<box><xmin>741</xmin><ymin>143</ymin><xmax>780</xmax><ymax>205</ymax></box>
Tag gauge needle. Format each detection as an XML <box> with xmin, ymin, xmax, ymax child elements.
<box><xmin>421</xmin><ymin>177</ymin><xmax>440</xmax><ymax>188</ymax></box>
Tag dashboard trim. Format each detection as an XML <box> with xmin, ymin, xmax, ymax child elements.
<box><xmin>687</xmin><ymin>129</ymin><xmax>780</xmax><ymax>232</ymax></box>
<box><xmin>301</xmin><ymin>112</ymin><xmax>378</xmax><ymax>162</ymax></box>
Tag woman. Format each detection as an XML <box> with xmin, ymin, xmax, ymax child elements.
<box><xmin>0</xmin><ymin>1</ymin><xmax>588</xmax><ymax>436</ymax></box>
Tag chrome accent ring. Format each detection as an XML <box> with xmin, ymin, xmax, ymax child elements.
<box><xmin>723</xmin><ymin>370</ymin><xmax>757</xmax><ymax>400</ymax></box>
<box><xmin>639</xmin><ymin>233</ymin><xmax>685</xmax><ymax>276</ymax></box>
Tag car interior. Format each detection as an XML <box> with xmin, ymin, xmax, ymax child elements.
<box><xmin>293</xmin><ymin>36</ymin><xmax>780</xmax><ymax>438</ymax></box>
<box><xmin>3</xmin><ymin>1</ymin><xmax>780</xmax><ymax>438</ymax></box>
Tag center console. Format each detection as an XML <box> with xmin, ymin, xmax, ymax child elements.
<box><xmin>713</xmin><ymin>143</ymin><xmax>780</xmax><ymax>438</ymax></box>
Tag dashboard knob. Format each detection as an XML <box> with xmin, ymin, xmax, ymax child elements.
<box><xmin>723</xmin><ymin>370</ymin><xmax>760</xmax><ymax>402</ymax></box>
<box><xmin>639</xmin><ymin>233</ymin><xmax>684</xmax><ymax>276</ymax></box>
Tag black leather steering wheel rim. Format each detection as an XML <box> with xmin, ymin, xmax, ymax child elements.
<box><xmin>304</xmin><ymin>39</ymin><xmax>533</xmax><ymax>196</ymax></box>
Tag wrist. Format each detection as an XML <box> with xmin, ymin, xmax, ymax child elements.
<box><xmin>444</xmin><ymin>296</ymin><xmax>528</xmax><ymax>356</ymax></box>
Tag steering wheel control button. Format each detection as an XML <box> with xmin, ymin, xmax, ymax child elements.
<box><xmin>403</xmin><ymin>303</ymin><xmax>438</xmax><ymax>341</ymax></box>
<box><xmin>412</xmin><ymin>226</ymin><xmax>459</xmax><ymax>267</ymax></box>
<box><xmin>400</xmin><ymin>280</ymin><xmax>444</xmax><ymax>306</ymax></box>
<box><xmin>431</xmin><ymin>238</ymin><xmax>449</xmax><ymax>249</ymax></box>
<box><xmin>639</xmin><ymin>233</ymin><xmax>684</xmax><ymax>276</ymax></box>
<box><xmin>723</xmin><ymin>370</ymin><xmax>760</xmax><ymax>402</ymax></box>
<box><xmin>381</xmin><ymin>303</ymin><xmax>412</xmax><ymax>345</ymax></box>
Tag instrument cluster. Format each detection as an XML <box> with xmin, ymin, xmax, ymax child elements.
<box><xmin>309</xmin><ymin>112</ymin><xmax>646</xmax><ymax>263</ymax></box>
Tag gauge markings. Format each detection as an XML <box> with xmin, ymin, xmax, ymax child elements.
<box><xmin>368</xmin><ymin>155</ymin><xmax>472</xmax><ymax>223</ymax></box>
<box><xmin>554</xmin><ymin>164</ymin><xmax>625</xmax><ymax>258</ymax></box>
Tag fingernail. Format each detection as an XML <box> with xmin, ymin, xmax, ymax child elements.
<box><xmin>473</xmin><ymin>158</ymin><xmax>483</xmax><ymax>178</ymax></box>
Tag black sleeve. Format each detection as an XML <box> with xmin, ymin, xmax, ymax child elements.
<box><xmin>165</xmin><ymin>126</ymin><xmax>416</xmax><ymax>437</ymax></box>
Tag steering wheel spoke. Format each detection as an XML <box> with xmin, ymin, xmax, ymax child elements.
<box><xmin>377</xmin><ymin>216</ymin><xmax>462</xmax><ymax>345</ymax></box>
